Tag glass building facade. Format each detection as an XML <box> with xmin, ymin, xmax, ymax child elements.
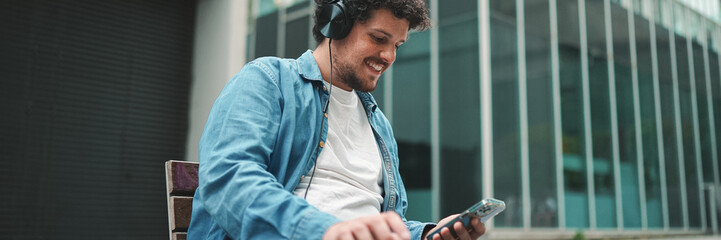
<box><xmin>248</xmin><ymin>0</ymin><xmax>721</xmax><ymax>237</ymax></box>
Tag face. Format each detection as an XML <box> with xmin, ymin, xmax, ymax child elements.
<box><xmin>331</xmin><ymin>8</ymin><xmax>409</xmax><ymax>92</ymax></box>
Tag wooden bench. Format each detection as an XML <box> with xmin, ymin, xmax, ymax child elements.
<box><xmin>165</xmin><ymin>160</ymin><xmax>199</xmax><ymax>240</ymax></box>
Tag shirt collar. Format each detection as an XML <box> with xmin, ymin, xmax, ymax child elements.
<box><xmin>357</xmin><ymin>91</ymin><xmax>378</xmax><ymax>113</ymax></box>
<box><xmin>296</xmin><ymin>50</ymin><xmax>323</xmax><ymax>82</ymax></box>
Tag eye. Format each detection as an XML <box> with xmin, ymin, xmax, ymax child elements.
<box><xmin>371</xmin><ymin>35</ymin><xmax>385</xmax><ymax>43</ymax></box>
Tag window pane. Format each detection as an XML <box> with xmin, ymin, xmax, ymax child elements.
<box><xmin>558</xmin><ymin>0</ymin><xmax>589</xmax><ymax>228</ymax></box>
<box><xmin>690</xmin><ymin>39</ymin><xmax>707</xmax><ymax>228</ymax></box>
<box><xmin>255</xmin><ymin>12</ymin><xmax>278</xmax><ymax>58</ymax></box>
<box><xmin>490</xmin><ymin>0</ymin><xmax>521</xmax><ymax>228</ymax></box>
<box><xmin>693</xmin><ymin>40</ymin><xmax>714</xmax><ymax>185</ymax></box>
<box><xmin>393</xmin><ymin>31</ymin><xmax>432</xmax><ymax>222</ymax></box>
<box><xmin>711</xmin><ymin>43</ymin><xmax>721</xmax><ymax>210</ymax></box>
<box><xmin>611</xmin><ymin>2</ymin><xmax>642</xmax><ymax>229</ymax></box>
<box><xmin>634</xmin><ymin>12</ymin><xmax>664</xmax><ymax>229</ymax></box>
<box><xmin>525</xmin><ymin>0</ymin><xmax>558</xmax><ymax>228</ymax></box>
<box><xmin>656</xmin><ymin>25</ymin><xmax>683</xmax><ymax>228</ymax></box>
<box><xmin>440</xmin><ymin>0</ymin><xmax>480</xmax><ymax>19</ymax></box>
<box><xmin>675</xmin><ymin>33</ymin><xmax>702</xmax><ymax>228</ymax></box>
<box><xmin>284</xmin><ymin>16</ymin><xmax>310</xmax><ymax>58</ymax></box>
<box><xmin>586</xmin><ymin>0</ymin><xmax>616</xmax><ymax>228</ymax></box>
<box><xmin>439</xmin><ymin>0</ymin><xmax>481</xmax><ymax>217</ymax></box>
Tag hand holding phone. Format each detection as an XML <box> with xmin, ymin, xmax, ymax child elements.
<box><xmin>425</xmin><ymin>197</ymin><xmax>506</xmax><ymax>240</ymax></box>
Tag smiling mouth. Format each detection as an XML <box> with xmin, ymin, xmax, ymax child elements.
<box><xmin>365</xmin><ymin>59</ymin><xmax>385</xmax><ymax>72</ymax></box>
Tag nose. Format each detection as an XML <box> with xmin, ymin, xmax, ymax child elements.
<box><xmin>379</xmin><ymin>46</ymin><xmax>396</xmax><ymax>65</ymax></box>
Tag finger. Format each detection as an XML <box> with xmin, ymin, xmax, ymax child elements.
<box><xmin>453</xmin><ymin>221</ymin><xmax>472</xmax><ymax>240</ymax></box>
<box><xmin>431</xmin><ymin>232</ymin><xmax>441</xmax><ymax>240</ymax></box>
<box><xmin>338</xmin><ymin>231</ymin><xmax>354</xmax><ymax>240</ymax></box>
<box><xmin>367</xmin><ymin>215</ymin><xmax>394</xmax><ymax>239</ymax></box>
<box><xmin>469</xmin><ymin>218</ymin><xmax>486</xmax><ymax>238</ymax></box>
<box><xmin>440</xmin><ymin>226</ymin><xmax>455</xmax><ymax>240</ymax></box>
<box><xmin>384</xmin><ymin>212</ymin><xmax>411</xmax><ymax>239</ymax></box>
<box><xmin>438</xmin><ymin>214</ymin><xmax>460</xmax><ymax>226</ymax></box>
<box><xmin>351</xmin><ymin>224</ymin><xmax>374</xmax><ymax>240</ymax></box>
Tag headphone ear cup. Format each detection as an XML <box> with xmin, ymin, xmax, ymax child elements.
<box><xmin>318</xmin><ymin>0</ymin><xmax>351</xmax><ymax>40</ymax></box>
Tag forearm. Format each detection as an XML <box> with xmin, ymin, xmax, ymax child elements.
<box><xmin>197</xmin><ymin>158</ymin><xmax>340</xmax><ymax>239</ymax></box>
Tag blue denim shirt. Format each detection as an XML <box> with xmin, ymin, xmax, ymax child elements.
<box><xmin>188</xmin><ymin>50</ymin><xmax>432</xmax><ymax>239</ymax></box>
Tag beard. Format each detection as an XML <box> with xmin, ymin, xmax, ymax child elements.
<box><xmin>332</xmin><ymin>55</ymin><xmax>382</xmax><ymax>92</ymax></box>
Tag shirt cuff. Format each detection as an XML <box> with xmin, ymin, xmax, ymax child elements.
<box><xmin>292</xmin><ymin>208</ymin><xmax>340</xmax><ymax>239</ymax></box>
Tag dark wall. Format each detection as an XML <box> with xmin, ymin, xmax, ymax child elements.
<box><xmin>0</xmin><ymin>0</ymin><xmax>196</xmax><ymax>239</ymax></box>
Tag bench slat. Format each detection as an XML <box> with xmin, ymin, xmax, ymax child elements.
<box><xmin>169</xmin><ymin>196</ymin><xmax>193</xmax><ymax>231</ymax></box>
<box><xmin>172</xmin><ymin>232</ymin><xmax>187</xmax><ymax>240</ymax></box>
<box><xmin>166</xmin><ymin>160</ymin><xmax>199</xmax><ymax>196</ymax></box>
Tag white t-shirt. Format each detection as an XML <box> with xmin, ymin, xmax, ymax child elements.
<box><xmin>292</xmin><ymin>82</ymin><xmax>384</xmax><ymax>221</ymax></box>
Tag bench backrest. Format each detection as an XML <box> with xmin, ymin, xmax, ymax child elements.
<box><xmin>165</xmin><ymin>160</ymin><xmax>199</xmax><ymax>240</ymax></box>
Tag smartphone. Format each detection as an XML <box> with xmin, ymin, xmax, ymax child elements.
<box><xmin>425</xmin><ymin>197</ymin><xmax>506</xmax><ymax>240</ymax></box>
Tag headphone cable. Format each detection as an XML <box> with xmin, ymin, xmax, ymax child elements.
<box><xmin>304</xmin><ymin>38</ymin><xmax>333</xmax><ymax>200</ymax></box>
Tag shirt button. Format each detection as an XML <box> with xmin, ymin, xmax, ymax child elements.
<box><xmin>319</xmin><ymin>141</ymin><xmax>325</xmax><ymax>147</ymax></box>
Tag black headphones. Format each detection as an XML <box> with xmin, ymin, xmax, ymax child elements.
<box><xmin>317</xmin><ymin>0</ymin><xmax>351</xmax><ymax>40</ymax></box>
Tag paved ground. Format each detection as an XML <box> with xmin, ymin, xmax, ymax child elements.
<box><xmin>645</xmin><ymin>236</ymin><xmax>721</xmax><ymax>240</ymax></box>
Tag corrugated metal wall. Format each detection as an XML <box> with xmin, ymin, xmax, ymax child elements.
<box><xmin>0</xmin><ymin>0</ymin><xmax>196</xmax><ymax>239</ymax></box>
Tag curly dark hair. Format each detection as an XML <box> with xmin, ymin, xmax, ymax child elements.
<box><xmin>312</xmin><ymin>0</ymin><xmax>431</xmax><ymax>44</ymax></box>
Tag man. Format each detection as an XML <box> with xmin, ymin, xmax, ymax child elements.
<box><xmin>188</xmin><ymin>0</ymin><xmax>486</xmax><ymax>239</ymax></box>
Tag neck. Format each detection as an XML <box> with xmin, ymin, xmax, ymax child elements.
<box><xmin>313</xmin><ymin>40</ymin><xmax>352</xmax><ymax>91</ymax></box>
